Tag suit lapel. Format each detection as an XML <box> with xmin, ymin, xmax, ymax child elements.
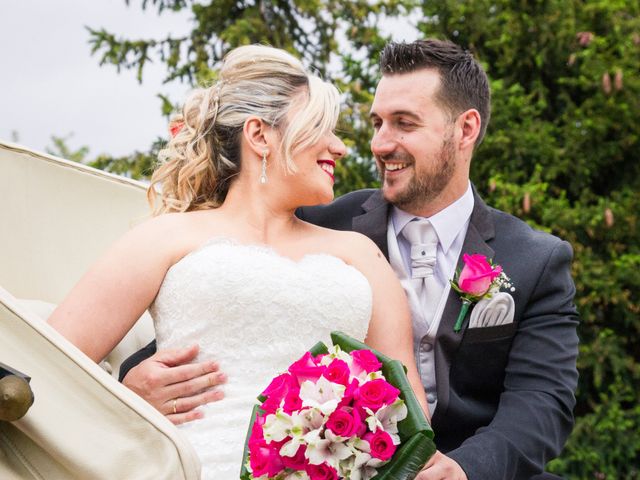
<box><xmin>352</xmin><ymin>190</ymin><xmax>391</xmax><ymax>258</ymax></box>
<box><xmin>347</xmin><ymin>187</ymin><xmax>497</xmax><ymax>424</ymax></box>
<box><xmin>432</xmin><ymin>189</ymin><xmax>496</xmax><ymax>423</ymax></box>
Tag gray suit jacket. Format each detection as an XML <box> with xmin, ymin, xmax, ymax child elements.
<box><xmin>297</xmin><ymin>188</ymin><xmax>579</xmax><ymax>480</ymax></box>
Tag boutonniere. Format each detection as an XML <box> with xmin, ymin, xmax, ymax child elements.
<box><xmin>450</xmin><ymin>253</ymin><xmax>514</xmax><ymax>332</ymax></box>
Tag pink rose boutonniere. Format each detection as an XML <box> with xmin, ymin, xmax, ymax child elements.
<box><xmin>450</xmin><ymin>253</ymin><xmax>514</xmax><ymax>332</ymax></box>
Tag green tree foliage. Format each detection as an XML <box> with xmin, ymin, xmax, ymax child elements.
<box><xmin>47</xmin><ymin>135</ymin><xmax>90</xmax><ymax>163</ymax></box>
<box><xmin>47</xmin><ymin>134</ymin><xmax>159</xmax><ymax>179</ymax></box>
<box><xmin>86</xmin><ymin>1</ymin><xmax>639</xmax><ymax>477</ymax></box>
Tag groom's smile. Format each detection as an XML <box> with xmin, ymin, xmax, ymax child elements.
<box><xmin>377</xmin><ymin>151</ymin><xmax>414</xmax><ymax>187</ymax></box>
<box><xmin>384</xmin><ymin>162</ymin><xmax>409</xmax><ymax>171</ymax></box>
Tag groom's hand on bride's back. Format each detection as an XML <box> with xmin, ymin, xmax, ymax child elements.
<box><xmin>121</xmin><ymin>344</ymin><xmax>226</xmax><ymax>425</ymax></box>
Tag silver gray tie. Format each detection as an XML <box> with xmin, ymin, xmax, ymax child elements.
<box><xmin>401</xmin><ymin>219</ymin><xmax>443</xmax><ymax>328</ymax></box>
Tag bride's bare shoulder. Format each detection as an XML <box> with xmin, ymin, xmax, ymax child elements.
<box><xmin>121</xmin><ymin>209</ymin><xmax>224</xmax><ymax>256</ymax></box>
<box><xmin>139</xmin><ymin>208</ymin><xmax>223</xmax><ymax>231</ymax></box>
<box><xmin>312</xmin><ymin>227</ymin><xmax>383</xmax><ymax>263</ymax></box>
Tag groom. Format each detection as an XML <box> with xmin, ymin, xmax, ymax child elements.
<box><xmin>120</xmin><ymin>39</ymin><xmax>579</xmax><ymax>479</ymax></box>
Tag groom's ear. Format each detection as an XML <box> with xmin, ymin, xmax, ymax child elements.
<box><xmin>243</xmin><ymin>116</ymin><xmax>276</xmax><ymax>157</ymax></box>
<box><xmin>456</xmin><ymin>108</ymin><xmax>481</xmax><ymax>151</ymax></box>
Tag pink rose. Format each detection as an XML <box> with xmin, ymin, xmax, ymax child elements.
<box><xmin>289</xmin><ymin>352</ymin><xmax>326</xmax><ymax>386</ymax></box>
<box><xmin>249</xmin><ymin>441</ymin><xmax>285</xmax><ymax>477</ymax></box>
<box><xmin>306</xmin><ymin>462</ymin><xmax>339</xmax><ymax>480</ymax></box>
<box><xmin>260</xmin><ymin>373</ymin><xmax>293</xmax><ymax>413</ymax></box>
<box><xmin>363</xmin><ymin>430</ymin><xmax>396</xmax><ymax>461</ymax></box>
<box><xmin>314</xmin><ymin>353</ymin><xmax>328</xmax><ymax>363</ymax></box>
<box><xmin>355</xmin><ymin>379</ymin><xmax>400</xmax><ymax>411</ymax></box>
<box><xmin>261</xmin><ymin>373</ymin><xmax>302</xmax><ymax>414</ymax></box>
<box><xmin>282</xmin><ymin>384</ymin><xmax>303</xmax><ymax>413</ymax></box>
<box><xmin>248</xmin><ymin>413</ymin><xmax>265</xmax><ymax>449</ymax></box>
<box><xmin>326</xmin><ymin>406</ymin><xmax>361</xmax><ymax>438</ymax></box>
<box><xmin>282</xmin><ymin>444</ymin><xmax>307</xmax><ymax>471</ymax></box>
<box><xmin>351</xmin><ymin>349</ymin><xmax>382</xmax><ymax>375</ymax></box>
<box><xmin>458</xmin><ymin>253</ymin><xmax>502</xmax><ymax>296</ymax></box>
<box><xmin>337</xmin><ymin>378</ymin><xmax>358</xmax><ymax>409</ymax></box>
<box><xmin>322</xmin><ymin>358</ymin><xmax>351</xmax><ymax>386</ymax></box>
<box><xmin>335</xmin><ymin>385</ymin><xmax>368</xmax><ymax>436</ymax></box>
<box><xmin>261</xmin><ymin>373</ymin><xmax>291</xmax><ymax>398</ymax></box>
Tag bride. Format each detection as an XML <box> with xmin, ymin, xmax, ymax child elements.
<box><xmin>49</xmin><ymin>45</ymin><xmax>428</xmax><ymax>478</ymax></box>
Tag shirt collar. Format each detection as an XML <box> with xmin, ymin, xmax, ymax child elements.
<box><xmin>392</xmin><ymin>182</ymin><xmax>475</xmax><ymax>254</ymax></box>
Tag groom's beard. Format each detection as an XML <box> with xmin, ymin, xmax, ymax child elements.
<box><xmin>380</xmin><ymin>134</ymin><xmax>456</xmax><ymax>212</ymax></box>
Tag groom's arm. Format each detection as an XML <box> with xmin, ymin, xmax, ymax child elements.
<box><xmin>118</xmin><ymin>340</ymin><xmax>156</xmax><ymax>382</ymax></box>
<box><xmin>446</xmin><ymin>239</ymin><xmax>579</xmax><ymax>480</ymax></box>
<box><xmin>119</xmin><ymin>343</ymin><xmax>226</xmax><ymax>425</ymax></box>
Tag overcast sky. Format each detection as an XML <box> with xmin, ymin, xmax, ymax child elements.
<box><xmin>1</xmin><ymin>0</ymin><xmax>191</xmax><ymax>157</ymax></box>
<box><xmin>1</xmin><ymin>1</ymin><xmax>417</xmax><ymax>159</ymax></box>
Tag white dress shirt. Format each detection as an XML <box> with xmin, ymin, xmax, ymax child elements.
<box><xmin>387</xmin><ymin>182</ymin><xmax>474</xmax><ymax>412</ymax></box>
<box><xmin>392</xmin><ymin>182</ymin><xmax>475</xmax><ymax>294</ymax></box>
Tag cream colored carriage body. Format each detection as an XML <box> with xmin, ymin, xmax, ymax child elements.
<box><xmin>0</xmin><ymin>141</ymin><xmax>200</xmax><ymax>479</ymax></box>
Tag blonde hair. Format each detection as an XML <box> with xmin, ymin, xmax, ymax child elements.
<box><xmin>149</xmin><ymin>45</ymin><xmax>341</xmax><ymax>214</ymax></box>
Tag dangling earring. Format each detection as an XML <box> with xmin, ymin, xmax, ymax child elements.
<box><xmin>259</xmin><ymin>150</ymin><xmax>268</xmax><ymax>184</ymax></box>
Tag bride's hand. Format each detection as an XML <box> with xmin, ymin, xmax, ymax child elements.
<box><xmin>122</xmin><ymin>344</ymin><xmax>227</xmax><ymax>425</ymax></box>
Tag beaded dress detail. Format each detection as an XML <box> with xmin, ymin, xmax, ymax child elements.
<box><xmin>150</xmin><ymin>238</ymin><xmax>372</xmax><ymax>479</ymax></box>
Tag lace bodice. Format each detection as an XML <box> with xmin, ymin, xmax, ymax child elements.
<box><xmin>150</xmin><ymin>238</ymin><xmax>372</xmax><ymax>479</ymax></box>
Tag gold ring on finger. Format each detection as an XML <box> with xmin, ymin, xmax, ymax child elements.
<box><xmin>172</xmin><ymin>398</ymin><xmax>178</xmax><ymax>414</ymax></box>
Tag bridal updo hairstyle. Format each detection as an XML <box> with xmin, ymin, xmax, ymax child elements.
<box><xmin>149</xmin><ymin>45</ymin><xmax>341</xmax><ymax>214</ymax></box>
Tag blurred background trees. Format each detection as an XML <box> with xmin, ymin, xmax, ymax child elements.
<box><xmin>80</xmin><ymin>1</ymin><xmax>639</xmax><ymax>477</ymax></box>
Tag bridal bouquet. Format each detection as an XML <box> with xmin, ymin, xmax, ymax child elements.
<box><xmin>240</xmin><ymin>332</ymin><xmax>434</xmax><ymax>480</ymax></box>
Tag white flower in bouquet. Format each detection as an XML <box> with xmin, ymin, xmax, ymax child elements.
<box><xmin>299</xmin><ymin>376</ymin><xmax>345</xmax><ymax>416</ymax></box>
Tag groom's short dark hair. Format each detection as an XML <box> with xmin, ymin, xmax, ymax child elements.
<box><xmin>380</xmin><ymin>39</ymin><xmax>491</xmax><ymax>146</ymax></box>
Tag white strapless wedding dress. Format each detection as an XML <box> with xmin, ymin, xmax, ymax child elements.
<box><xmin>150</xmin><ymin>238</ymin><xmax>372</xmax><ymax>479</ymax></box>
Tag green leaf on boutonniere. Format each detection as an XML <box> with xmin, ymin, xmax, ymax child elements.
<box><xmin>453</xmin><ymin>299</ymin><xmax>473</xmax><ymax>333</ymax></box>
